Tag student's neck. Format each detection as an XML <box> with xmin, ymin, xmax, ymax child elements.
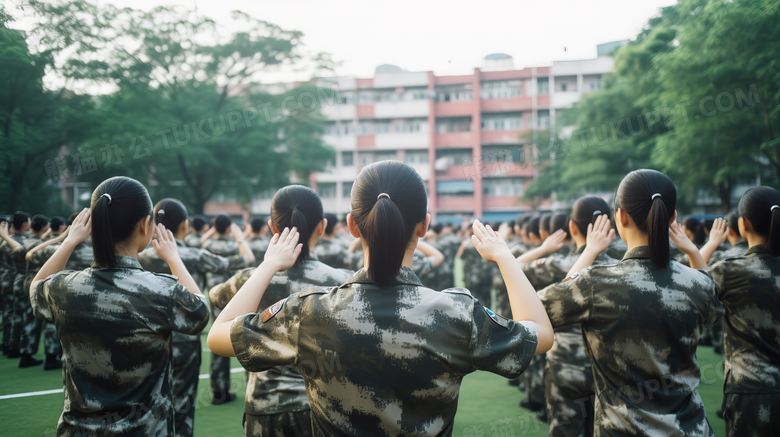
<box><xmin>620</xmin><ymin>229</ymin><xmax>649</xmax><ymax>252</ymax></box>
<box><xmin>745</xmin><ymin>233</ymin><xmax>768</xmax><ymax>248</ymax></box>
<box><xmin>114</xmin><ymin>246</ymin><xmax>139</xmax><ymax>259</ymax></box>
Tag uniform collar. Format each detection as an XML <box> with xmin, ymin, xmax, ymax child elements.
<box><xmin>341</xmin><ymin>266</ymin><xmax>423</xmax><ymax>288</ymax></box>
<box><xmin>307</xmin><ymin>252</ymin><xmax>320</xmax><ymax>262</ymax></box>
<box><xmin>621</xmin><ymin>246</ymin><xmax>651</xmax><ymax>261</ymax></box>
<box><xmin>575</xmin><ymin>244</ymin><xmax>587</xmax><ymax>255</ymax></box>
<box><xmin>745</xmin><ymin>244</ymin><xmax>771</xmax><ymax>256</ymax></box>
<box><xmin>176</xmin><ymin>239</ymin><xmax>186</xmax><ymax>247</ymax></box>
<box><xmin>103</xmin><ymin>256</ymin><xmax>145</xmax><ymax>270</ymax></box>
<box><xmin>733</xmin><ymin>239</ymin><xmax>748</xmax><ymax>248</ymax></box>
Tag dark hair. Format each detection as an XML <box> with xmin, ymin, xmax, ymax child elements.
<box><xmin>0</xmin><ymin>216</ymin><xmax>6</xmax><ymax>225</ymax></box>
<box><xmin>682</xmin><ymin>217</ymin><xmax>706</xmax><ymax>247</ymax></box>
<box><xmin>191</xmin><ymin>215</ymin><xmax>208</xmax><ymax>232</ymax></box>
<box><xmin>351</xmin><ymin>161</ymin><xmax>427</xmax><ymax>286</ymax></box>
<box><xmin>214</xmin><ymin>214</ymin><xmax>232</xmax><ymax>234</ymax></box>
<box><xmin>614</xmin><ymin>169</ymin><xmax>676</xmax><ymax>268</ymax></box>
<box><xmin>725</xmin><ymin>210</ymin><xmax>741</xmax><ymax>237</ymax></box>
<box><xmin>432</xmin><ymin>223</ymin><xmax>444</xmax><ymax>234</ymax></box>
<box><xmin>12</xmin><ymin>211</ymin><xmax>30</xmax><ymax>230</ymax></box>
<box><xmin>271</xmin><ymin>185</ymin><xmax>324</xmax><ymax>266</ymax></box>
<box><xmin>550</xmin><ymin>213</ymin><xmax>570</xmax><ymax>238</ymax></box>
<box><xmin>50</xmin><ymin>216</ymin><xmax>66</xmax><ymax>230</ymax></box>
<box><xmin>154</xmin><ymin>198</ymin><xmax>188</xmax><ymax>233</ymax></box>
<box><xmin>250</xmin><ymin>217</ymin><xmax>267</xmax><ymax>233</ymax></box>
<box><xmin>702</xmin><ymin>219</ymin><xmax>715</xmax><ymax>232</ymax></box>
<box><xmin>67</xmin><ymin>212</ymin><xmax>79</xmax><ymax>226</ymax></box>
<box><xmin>515</xmin><ymin>215</ymin><xmax>527</xmax><ymax>228</ymax></box>
<box><xmin>524</xmin><ymin>216</ymin><xmax>541</xmax><ymax>238</ymax></box>
<box><xmin>571</xmin><ymin>195</ymin><xmax>612</xmax><ymax>237</ymax></box>
<box><xmin>539</xmin><ymin>214</ymin><xmax>552</xmax><ymax>234</ymax></box>
<box><xmin>738</xmin><ymin>186</ymin><xmax>780</xmax><ymax>256</ymax></box>
<box><xmin>490</xmin><ymin>221</ymin><xmax>502</xmax><ymax>231</ymax></box>
<box><xmin>91</xmin><ymin>176</ymin><xmax>152</xmax><ymax>268</ymax></box>
<box><xmin>323</xmin><ymin>213</ymin><xmax>338</xmax><ymax>235</ymax></box>
<box><xmin>31</xmin><ymin>214</ymin><xmax>50</xmax><ymax>232</ymax></box>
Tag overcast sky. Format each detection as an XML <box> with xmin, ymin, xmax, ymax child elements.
<box><xmin>9</xmin><ymin>0</ymin><xmax>677</xmax><ymax>83</ymax></box>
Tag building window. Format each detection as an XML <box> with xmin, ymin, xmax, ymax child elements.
<box><xmin>342</xmin><ymin>181</ymin><xmax>353</xmax><ymax>199</ymax></box>
<box><xmin>406</xmin><ymin>151</ymin><xmax>429</xmax><ymax>165</ymax></box>
<box><xmin>436</xmin><ymin>117</ymin><xmax>472</xmax><ymax>133</ymax></box>
<box><xmin>537</xmin><ymin>110</ymin><xmax>550</xmax><ymax>128</ymax></box>
<box><xmin>537</xmin><ymin>78</ymin><xmax>549</xmax><ymax>95</ymax></box>
<box><xmin>341</xmin><ymin>151</ymin><xmax>354</xmax><ymax>167</ymax></box>
<box><xmin>561</xmin><ymin>83</ymin><xmax>567</xmax><ymax>92</ymax></box>
<box><xmin>481</xmin><ymin>115</ymin><xmax>523</xmax><ymax>131</ymax></box>
<box><xmin>436</xmin><ymin>180</ymin><xmax>475</xmax><ymax>197</ymax></box>
<box><xmin>483</xmin><ymin>178</ymin><xmax>523</xmax><ymax>197</ymax></box>
<box><xmin>319</xmin><ymin>183</ymin><xmax>336</xmax><ymax>198</ymax></box>
<box><xmin>480</xmin><ymin>80</ymin><xmax>523</xmax><ymax>99</ymax></box>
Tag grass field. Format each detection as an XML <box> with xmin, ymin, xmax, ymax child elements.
<box><xmin>0</xmin><ymin>259</ymin><xmax>727</xmax><ymax>436</ymax></box>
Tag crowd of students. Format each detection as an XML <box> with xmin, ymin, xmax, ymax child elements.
<box><xmin>0</xmin><ymin>162</ymin><xmax>778</xmax><ymax>437</ymax></box>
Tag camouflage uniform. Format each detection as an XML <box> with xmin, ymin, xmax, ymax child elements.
<box><xmin>710</xmin><ymin>244</ymin><xmax>780</xmax><ymax>437</ymax></box>
<box><xmin>202</xmin><ymin>236</ymin><xmax>244</xmax><ymax>401</ymax></box>
<box><xmin>412</xmin><ymin>249</ymin><xmax>438</xmax><ymax>289</ymax></box>
<box><xmin>138</xmin><ymin>240</ymin><xmax>246</xmax><ymax>437</ymax></box>
<box><xmin>1</xmin><ymin>233</ymin><xmax>27</xmax><ymax>352</ymax></box>
<box><xmin>247</xmin><ymin>236</ymin><xmax>270</xmax><ymax>267</ymax></box>
<box><xmin>230</xmin><ymin>266</ymin><xmax>538</xmax><ymax>436</ymax></box>
<box><xmin>460</xmin><ymin>243</ymin><xmax>494</xmax><ymax>306</ymax></box>
<box><xmin>605</xmin><ymin>238</ymin><xmax>628</xmax><ymax>261</ymax></box>
<box><xmin>705</xmin><ymin>240</ymin><xmax>749</xmax><ymax>353</ymax></box>
<box><xmin>539</xmin><ymin>246</ymin><xmax>619</xmax><ymax>437</ymax></box>
<box><xmin>211</xmin><ymin>254</ymin><xmax>353</xmax><ymax>436</ymax></box>
<box><xmin>12</xmin><ymin>236</ymin><xmax>47</xmax><ymax>356</ymax></box>
<box><xmin>183</xmin><ymin>233</ymin><xmax>203</xmax><ymax>248</ymax></box>
<box><xmin>30</xmin><ymin>256</ymin><xmax>210</xmax><ymax>436</ymax></box>
<box><xmin>538</xmin><ymin>246</ymin><xmax>722</xmax><ymax>437</ymax></box>
<box><xmin>430</xmin><ymin>234</ymin><xmax>460</xmax><ymax>291</ymax></box>
<box><xmin>312</xmin><ymin>238</ymin><xmax>350</xmax><ymax>270</ymax></box>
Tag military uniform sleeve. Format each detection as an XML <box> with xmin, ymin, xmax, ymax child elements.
<box><xmin>412</xmin><ymin>255</ymin><xmax>434</xmax><ymax>278</ymax></box>
<box><xmin>197</xmin><ymin>249</ymin><xmax>247</xmax><ymax>274</ymax></box>
<box><xmin>521</xmin><ymin>258</ymin><xmax>555</xmax><ymax>290</ymax></box>
<box><xmin>537</xmin><ymin>269</ymin><xmax>594</xmax><ymax>328</ymax></box>
<box><xmin>167</xmin><ymin>282</ymin><xmax>210</xmax><ymax>335</ymax></box>
<box><xmin>30</xmin><ymin>274</ymin><xmax>56</xmax><ymax>322</ymax></box>
<box><xmin>209</xmin><ymin>267</ymin><xmax>255</xmax><ymax>310</ymax></box>
<box><xmin>702</xmin><ymin>264</ymin><xmax>725</xmax><ymax>327</ymax></box>
<box><xmin>469</xmin><ymin>299</ymin><xmax>538</xmax><ymax>378</ymax></box>
<box><xmin>230</xmin><ymin>294</ymin><xmax>301</xmax><ymax>373</ymax></box>
<box><xmin>29</xmin><ymin>245</ymin><xmax>57</xmax><ymax>266</ymax></box>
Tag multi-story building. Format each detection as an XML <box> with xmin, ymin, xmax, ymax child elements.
<box><xmin>236</xmin><ymin>46</ymin><xmax>620</xmax><ymax>223</ymax></box>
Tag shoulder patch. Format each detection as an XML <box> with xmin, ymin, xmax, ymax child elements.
<box><xmin>536</xmin><ymin>258</ymin><xmax>547</xmax><ymax>266</ymax></box>
<box><xmin>260</xmin><ymin>298</ymin><xmax>288</xmax><ymax>323</ymax></box>
<box><xmin>561</xmin><ymin>272</ymin><xmax>580</xmax><ymax>283</ymax></box>
<box><xmin>484</xmin><ymin>306</ymin><xmax>511</xmax><ymax>329</ymax></box>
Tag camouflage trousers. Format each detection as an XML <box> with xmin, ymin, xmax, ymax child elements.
<box><xmin>522</xmin><ymin>354</ymin><xmax>547</xmax><ymax>407</ymax></box>
<box><xmin>1</xmin><ymin>271</ymin><xmax>14</xmax><ymax>349</ymax></box>
<box><xmin>723</xmin><ymin>392</ymin><xmax>779</xmax><ymax>437</ymax></box>
<box><xmin>243</xmin><ymin>410</ymin><xmax>313</xmax><ymax>437</ymax></box>
<box><xmin>544</xmin><ymin>360</ymin><xmax>595</xmax><ymax>437</ymax></box>
<box><xmin>173</xmin><ymin>341</ymin><xmax>201</xmax><ymax>437</ymax></box>
<box><xmin>210</xmin><ymin>306</ymin><xmax>232</xmax><ymax>400</ymax></box>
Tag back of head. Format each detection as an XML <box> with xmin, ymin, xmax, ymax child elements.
<box><xmin>31</xmin><ymin>214</ymin><xmax>50</xmax><ymax>232</ymax></box>
<box><xmin>432</xmin><ymin>223</ymin><xmax>444</xmax><ymax>234</ymax></box>
<box><xmin>154</xmin><ymin>198</ymin><xmax>188</xmax><ymax>232</ymax></box>
<box><xmin>91</xmin><ymin>176</ymin><xmax>152</xmax><ymax>268</ymax></box>
<box><xmin>323</xmin><ymin>213</ymin><xmax>337</xmax><ymax>235</ymax></box>
<box><xmin>550</xmin><ymin>213</ymin><xmax>570</xmax><ymax>237</ymax></box>
<box><xmin>351</xmin><ymin>161</ymin><xmax>427</xmax><ymax>286</ymax></box>
<box><xmin>271</xmin><ymin>185</ymin><xmax>324</xmax><ymax>266</ymax></box>
<box><xmin>67</xmin><ymin>212</ymin><xmax>80</xmax><ymax>226</ymax></box>
<box><xmin>683</xmin><ymin>217</ymin><xmax>706</xmax><ymax>246</ymax></box>
<box><xmin>615</xmin><ymin>169</ymin><xmax>676</xmax><ymax>268</ymax></box>
<box><xmin>525</xmin><ymin>216</ymin><xmax>541</xmax><ymax>238</ymax></box>
<box><xmin>738</xmin><ymin>186</ymin><xmax>780</xmax><ymax>256</ymax></box>
<box><xmin>12</xmin><ymin>211</ymin><xmax>30</xmax><ymax>231</ymax></box>
<box><xmin>540</xmin><ymin>214</ymin><xmax>552</xmax><ymax>234</ymax></box>
<box><xmin>725</xmin><ymin>210</ymin><xmax>741</xmax><ymax>237</ymax></box>
<box><xmin>50</xmin><ymin>216</ymin><xmax>66</xmax><ymax>231</ymax></box>
<box><xmin>702</xmin><ymin>219</ymin><xmax>715</xmax><ymax>233</ymax></box>
<box><xmin>571</xmin><ymin>195</ymin><xmax>612</xmax><ymax>236</ymax></box>
<box><xmin>191</xmin><ymin>215</ymin><xmax>208</xmax><ymax>232</ymax></box>
<box><xmin>0</xmin><ymin>216</ymin><xmax>6</xmax><ymax>226</ymax></box>
<box><xmin>250</xmin><ymin>217</ymin><xmax>267</xmax><ymax>234</ymax></box>
<box><xmin>214</xmin><ymin>214</ymin><xmax>232</xmax><ymax>234</ymax></box>
<box><xmin>515</xmin><ymin>215</ymin><xmax>527</xmax><ymax>229</ymax></box>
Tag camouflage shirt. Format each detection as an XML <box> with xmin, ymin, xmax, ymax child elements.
<box><xmin>230</xmin><ymin>266</ymin><xmax>538</xmax><ymax>436</ymax></box>
<box><xmin>30</xmin><ymin>242</ymin><xmax>94</xmax><ymax>271</ymax></box>
<box><xmin>606</xmin><ymin>237</ymin><xmax>628</xmax><ymax>260</ymax></box>
<box><xmin>183</xmin><ymin>233</ymin><xmax>203</xmax><ymax>248</ymax></box>
<box><xmin>211</xmin><ymin>254</ymin><xmax>353</xmax><ymax>415</ymax></box>
<box><xmin>520</xmin><ymin>244</ymin><xmax>576</xmax><ymax>290</ymax></box>
<box><xmin>538</xmin><ymin>246</ymin><xmax>722</xmax><ymax>437</ymax></box>
<box><xmin>138</xmin><ymin>240</ymin><xmax>246</xmax><ymax>342</ymax></box>
<box><xmin>710</xmin><ymin>244</ymin><xmax>780</xmax><ymax>394</ymax></box>
<box><xmin>312</xmin><ymin>238</ymin><xmax>350</xmax><ymax>270</ymax></box>
<box><xmin>30</xmin><ymin>256</ymin><xmax>210</xmax><ymax>437</ymax></box>
<box><xmin>202</xmin><ymin>236</ymin><xmax>241</xmax><ymax>288</ymax></box>
<box><xmin>246</xmin><ymin>236</ymin><xmax>270</xmax><ymax>266</ymax></box>
<box><xmin>708</xmin><ymin>239</ymin><xmax>748</xmax><ymax>266</ymax></box>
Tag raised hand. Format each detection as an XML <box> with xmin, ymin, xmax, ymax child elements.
<box><xmin>540</xmin><ymin>229</ymin><xmax>568</xmax><ymax>254</ymax></box>
<box><xmin>0</xmin><ymin>221</ymin><xmax>9</xmax><ymax>239</ymax></box>
<box><xmin>670</xmin><ymin>220</ymin><xmax>699</xmax><ymax>254</ymax></box>
<box><xmin>471</xmin><ymin>220</ymin><xmax>511</xmax><ymax>263</ymax></box>
<box><xmin>585</xmin><ymin>214</ymin><xmax>615</xmax><ymax>254</ymax></box>
<box><xmin>153</xmin><ymin>223</ymin><xmax>181</xmax><ymax>264</ymax></box>
<box><xmin>708</xmin><ymin>217</ymin><xmax>729</xmax><ymax>247</ymax></box>
<box><xmin>63</xmin><ymin>208</ymin><xmax>92</xmax><ymax>246</ymax></box>
<box><xmin>263</xmin><ymin>227</ymin><xmax>302</xmax><ymax>271</ymax></box>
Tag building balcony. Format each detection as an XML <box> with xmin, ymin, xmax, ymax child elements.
<box><xmin>480</xmin><ymin>96</ymin><xmax>534</xmax><ymax>112</ymax></box>
<box><xmin>436</xmin><ymin>195</ymin><xmax>476</xmax><ymax>212</ymax></box>
<box><xmin>315</xmin><ymin>166</ymin><xmax>357</xmax><ymax>182</ymax></box>
<box><xmin>435</xmin><ymin>132</ymin><xmax>475</xmax><ymax>148</ymax></box>
<box><xmin>321</xmin><ymin>103</ymin><xmax>356</xmax><ymax>120</ymax></box>
<box><xmin>375</xmin><ymin>132</ymin><xmax>429</xmax><ymax>149</ymax></box>
<box><xmin>322</xmin><ymin>134</ymin><xmax>357</xmax><ymax>150</ymax></box>
<box><xmin>483</xmin><ymin>195</ymin><xmax>528</xmax><ymax>209</ymax></box>
<box><xmin>481</xmin><ymin>130</ymin><xmax>523</xmax><ymax>144</ymax></box>
<box><xmin>434</xmin><ymin>162</ymin><xmax>473</xmax><ymax>180</ymax></box>
<box><xmin>551</xmin><ymin>91</ymin><xmax>581</xmax><ymax>109</ymax></box>
<box><xmin>434</xmin><ymin>101</ymin><xmax>474</xmax><ymax>117</ymax></box>
<box><xmin>537</xmin><ymin>94</ymin><xmax>550</xmax><ymax>107</ymax></box>
<box><xmin>374</xmin><ymin>100</ymin><xmax>430</xmax><ymax>119</ymax></box>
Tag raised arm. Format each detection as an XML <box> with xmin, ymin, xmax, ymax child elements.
<box><xmin>30</xmin><ymin>209</ymin><xmax>90</xmax><ymax>297</ymax></box>
<box><xmin>699</xmin><ymin>218</ymin><xmax>728</xmax><ymax>265</ymax></box>
<box><xmin>153</xmin><ymin>224</ymin><xmax>201</xmax><ymax>297</ymax></box>
<box><xmin>207</xmin><ymin>227</ymin><xmax>302</xmax><ymax>357</ymax></box>
<box><xmin>471</xmin><ymin>220</ymin><xmax>553</xmax><ymax>355</ymax></box>
<box><xmin>0</xmin><ymin>222</ymin><xmax>21</xmax><ymax>250</ymax></box>
<box><xmin>515</xmin><ymin>229</ymin><xmax>567</xmax><ymax>264</ymax></box>
<box><xmin>565</xmin><ymin>215</ymin><xmax>614</xmax><ymax>278</ymax></box>
<box><xmin>230</xmin><ymin>223</ymin><xmax>256</xmax><ymax>265</ymax></box>
<box><xmin>416</xmin><ymin>240</ymin><xmax>444</xmax><ymax>268</ymax></box>
<box><xmin>200</xmin><ymin>226</ymin><xmax>217</xmax><ymax>246</ymax></box>
<box><xmin>26</xmin><ymin>229</ymin><xmax>69</xmax><ymax>260</ymax></box>
<box><xmin>669</xmin><ymin>221</ymin><xmax>708</xmax><ymax>270</ymax></box>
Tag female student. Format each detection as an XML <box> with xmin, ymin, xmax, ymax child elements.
<box><xmin>137</xmin><ymin>198</ymin><xmax>253</xmax><ymax>437</ymax></box>
<box><xmin>209</xmin><ymin>185</ymin><xmax>354</xmax><ymax>437</ymax></box>
<box><xmin>28</xmin><ymin>176</ymin><xmax>209</xmax><ymax>437</ymax></box>
<box><xmin>208</xmin><ymin>160</ymin><xmax>553</xmax><ymax>436</ymax></box>
<box><xmin>708</xmin><ymin>186</ymin><xmax>780</xmax><ymax>436</ymax></box>
<box><xmin>538</xmin><ymin>169</ymin><xmax>723</xmax><ymax>437</ymax></box>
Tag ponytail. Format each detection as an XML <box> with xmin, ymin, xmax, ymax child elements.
<box><xmin>738</xmin><ymin>186</ymin><xmax>780</xmax><ymax>256</ymax></box>
<box><xmin>271</xmin><ymin>185</ymin><xmax>324</xmax><ymax>267</ymax></box>
<box><xmin>615</xmin><ymin>169</ymin><xmax>676</xmax><ymax>268</ymax></box>
<box><xmin>91</xmin><ymin>176</ymin><xmax>152</xmax><ymax>268</ymax></box>
<box><xmin>351</xmin><ymin>161</ymin><xmax>427</xmax><ymax>286</ymax></box>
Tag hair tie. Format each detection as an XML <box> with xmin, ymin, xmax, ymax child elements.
<box><xmin>101</xmin><ymin>193</ymin><xmax>112</xmax><ymax>204</ymax></box>
<box><xmin>651</xmin><ymin>193</ymin><xmax>662</xmax><ymax>201</ymax></box>
<box><xmin>592</xmin><ymin>210</ymin><xmax>602</xmax><ymax>216</ymax></box>
<box><xmin>158</xmin><ymin>209</ymin><xmax>166</xmax><ymax>216</ymax></box>
<box><xmin>772</xmin><ymin>205</ymin><xmax>779</xmax><ymax>212</ymax></box>
<box><xmin>377</xmin><ymin>193</ymin><xmax>391</xmax><ymax>201</ymax></box>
